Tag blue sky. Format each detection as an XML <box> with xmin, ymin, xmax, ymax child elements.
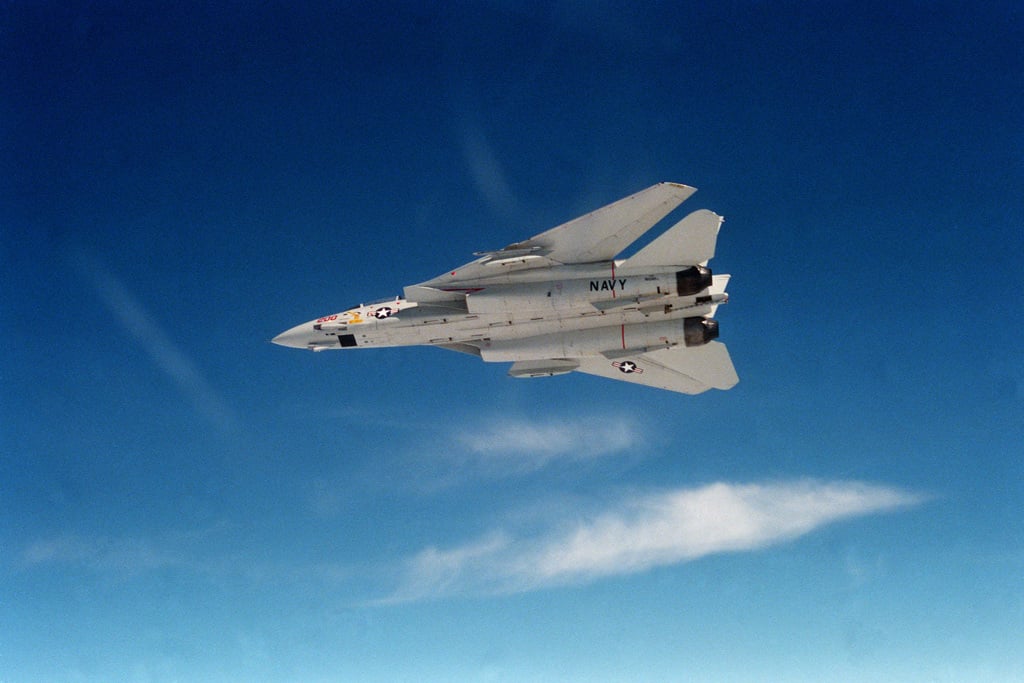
<box><xmin>3</xmin><ymin>2</ymin><xmax>1022</xmax><ymax>681</ymax></box>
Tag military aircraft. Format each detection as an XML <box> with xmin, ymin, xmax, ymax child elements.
<box><xmin>273</xmin><ymin>182</ymin><xmax>738</xmax><ymax>394</ymax></box>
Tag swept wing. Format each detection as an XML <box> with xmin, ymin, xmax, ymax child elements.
<box><xmin>521</xmin><ymin>181</ymin><xmax>696</xmax><ymax>263</ymax></box>
<box><xmin>410</xmin><ymin>182</ymin><xmax>696</xmax><ymax>297</ymax></box>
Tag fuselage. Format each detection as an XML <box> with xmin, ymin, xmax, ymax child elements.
<box><xmin>272</xmin><ymin>262</ymin><xmax>728</xmax><ymax>359</ymax></box>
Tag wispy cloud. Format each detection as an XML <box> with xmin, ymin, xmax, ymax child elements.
<box><xmin>460</xmin><ymin>122</ymin><xmax>518</xmax><ymax>216</ymax></box>
<box><xmin>452</xmin><ymin>415</ymin><xmax>641</xmax><ymax>474</ymax></box>
<box><xmin>21</xmin><ymin>533</ymin><xmax>200</xmax><ymax>575</ymax></box>
<box><xmin>74</xmin><ymin>252</ymin><xmax>239</xmax><ymax>432</ymax></box>
<box><xmin>17</xmin><ymin>526</ymin><xmax>357</xmax><ymax>588</ymax></box>
<box><xmin>383</xmin><ymin>480</ymin><xmax>924</xmax><ymax>602</ymax></box>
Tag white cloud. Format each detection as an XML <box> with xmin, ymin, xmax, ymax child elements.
<box><xmin>453</xmin><ymin>415</ymin><xmax>641</xmax><ymax>473</ymax></box>
<box><xmin>383</xmin><ymin>480</ymin><xmax>924</xmax><ymax>603</ymax></box>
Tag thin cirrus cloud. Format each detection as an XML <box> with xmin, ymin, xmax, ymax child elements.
<box><xmin>460</xmin><ymin>121</ymin><xmax>518</xmax><ymax>217</ymax></box>
<box><xmin>453</xmin><ymin>415</ymin><xmax>641</xmax><ymax>472</ymax></box>
<box><xmin>383</xmin><ymin>479</ymin><xmax>924</xmax><ymax>603</ymax></box>
<box><xmin>20</xmin><ymin>533</ymin><xmax>197</xmax><ymax>575</ymax></box>
<box><xmin>73</xmin><ymin>251</ymin><xmax>239</xmax><ymax>433</ymax></box>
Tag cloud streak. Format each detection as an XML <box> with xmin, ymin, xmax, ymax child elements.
<box><xmin>384</xmin><ymin>480</ymin><xmax>923</xmax><ymax>602</ymax></box>
<box><xmin>452</xmin><ymin>415</ymin><xmax>642</xmax><ymax>474</ymax></box>
<box><xmin>20</xmin><ymin>532</ymin><xmax>201</xmax><ymax>575</ymax></box>
<box><xmin>74</xmin><ymin>252</ymin><xmax>239</xmax><ymax>432</ymax></box>
<box><xmin>460</xmin><ymin>122</ymin><xmax>518</xmax><ymax>216</ymax></box>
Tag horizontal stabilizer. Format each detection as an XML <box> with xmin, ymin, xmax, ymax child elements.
<box><xmin>620</xmin><ymin>209</ymin><xmax>723</xmax><ymax>269</ymax></box>
<box><xmin>655</xmin><ymin>341</ymin><xmax>738</xmax><ymax>390</ymax></box>
<box><xmin>575</xmin><ymin>341</ymin><xmax>738</xmax><ymax>394</ymax></box>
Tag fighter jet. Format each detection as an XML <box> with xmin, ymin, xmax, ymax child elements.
<box><xmin>273</xmin><ymin>182</ymin><xmax>738</xmax><ymax>394</ymax></box>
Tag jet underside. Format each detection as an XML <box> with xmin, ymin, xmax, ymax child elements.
<box><xmin>273</xmin><ymin>182</ymin><xmax>739</xmax><ymax>395</ymax></box>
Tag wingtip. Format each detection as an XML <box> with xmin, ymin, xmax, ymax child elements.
<box><xmin>662</xmin><ymin>181</ymin><xmax>697</xmax><ymax>192</ymax></box>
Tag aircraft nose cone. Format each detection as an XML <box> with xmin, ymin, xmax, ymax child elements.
<box><xmin>271</xmin><ymin>323</ymin><xmax>312</xmax><ymax>348</ymax></box>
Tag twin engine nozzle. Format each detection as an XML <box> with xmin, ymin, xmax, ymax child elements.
<box><xmin>676</xmin><ymin>265</ymin><xmax>712</xmax><ymax>296</ymax></box>
<box><xmin>683</xmin><ymin>316</ymin><xmax>719</xmax><ymax>347</ymax></box>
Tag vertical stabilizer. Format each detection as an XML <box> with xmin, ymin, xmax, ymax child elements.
<box><xmin>620</xmin><ymin>209</ymin><xmax>723</xmax><ymax>268</ymax></box>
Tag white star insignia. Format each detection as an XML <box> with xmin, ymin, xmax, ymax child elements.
<box><xmin>613</xmin><ymin>360</ymin><xmax>643</xmax><ymax>374</ymax></box>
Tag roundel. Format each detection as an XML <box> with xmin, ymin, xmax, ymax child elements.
<box><xmin>615</xmin><ymin>360</ymin><xmax>640</xmax><ymax>374</ymax></box>
<box><xmin>374</xmin><ymin>306</ymin><xmax>396</xmax><ymax>319</ymax></box>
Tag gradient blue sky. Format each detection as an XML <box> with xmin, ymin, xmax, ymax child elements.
<box><xmin>3</xmin><ymin>3</ymin><xmax>1022</xmax><ymax>681</ymax></box>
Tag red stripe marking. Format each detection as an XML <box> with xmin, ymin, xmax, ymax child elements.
<box><xmin>611</xmin><ymin>261</ymin><xmax>617</xmax><ymax>298</ymax></box>
<box><xmin>621</xmin><ymin>324</ymin><xmax>626</xmax><ymax>349</ymax></box>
